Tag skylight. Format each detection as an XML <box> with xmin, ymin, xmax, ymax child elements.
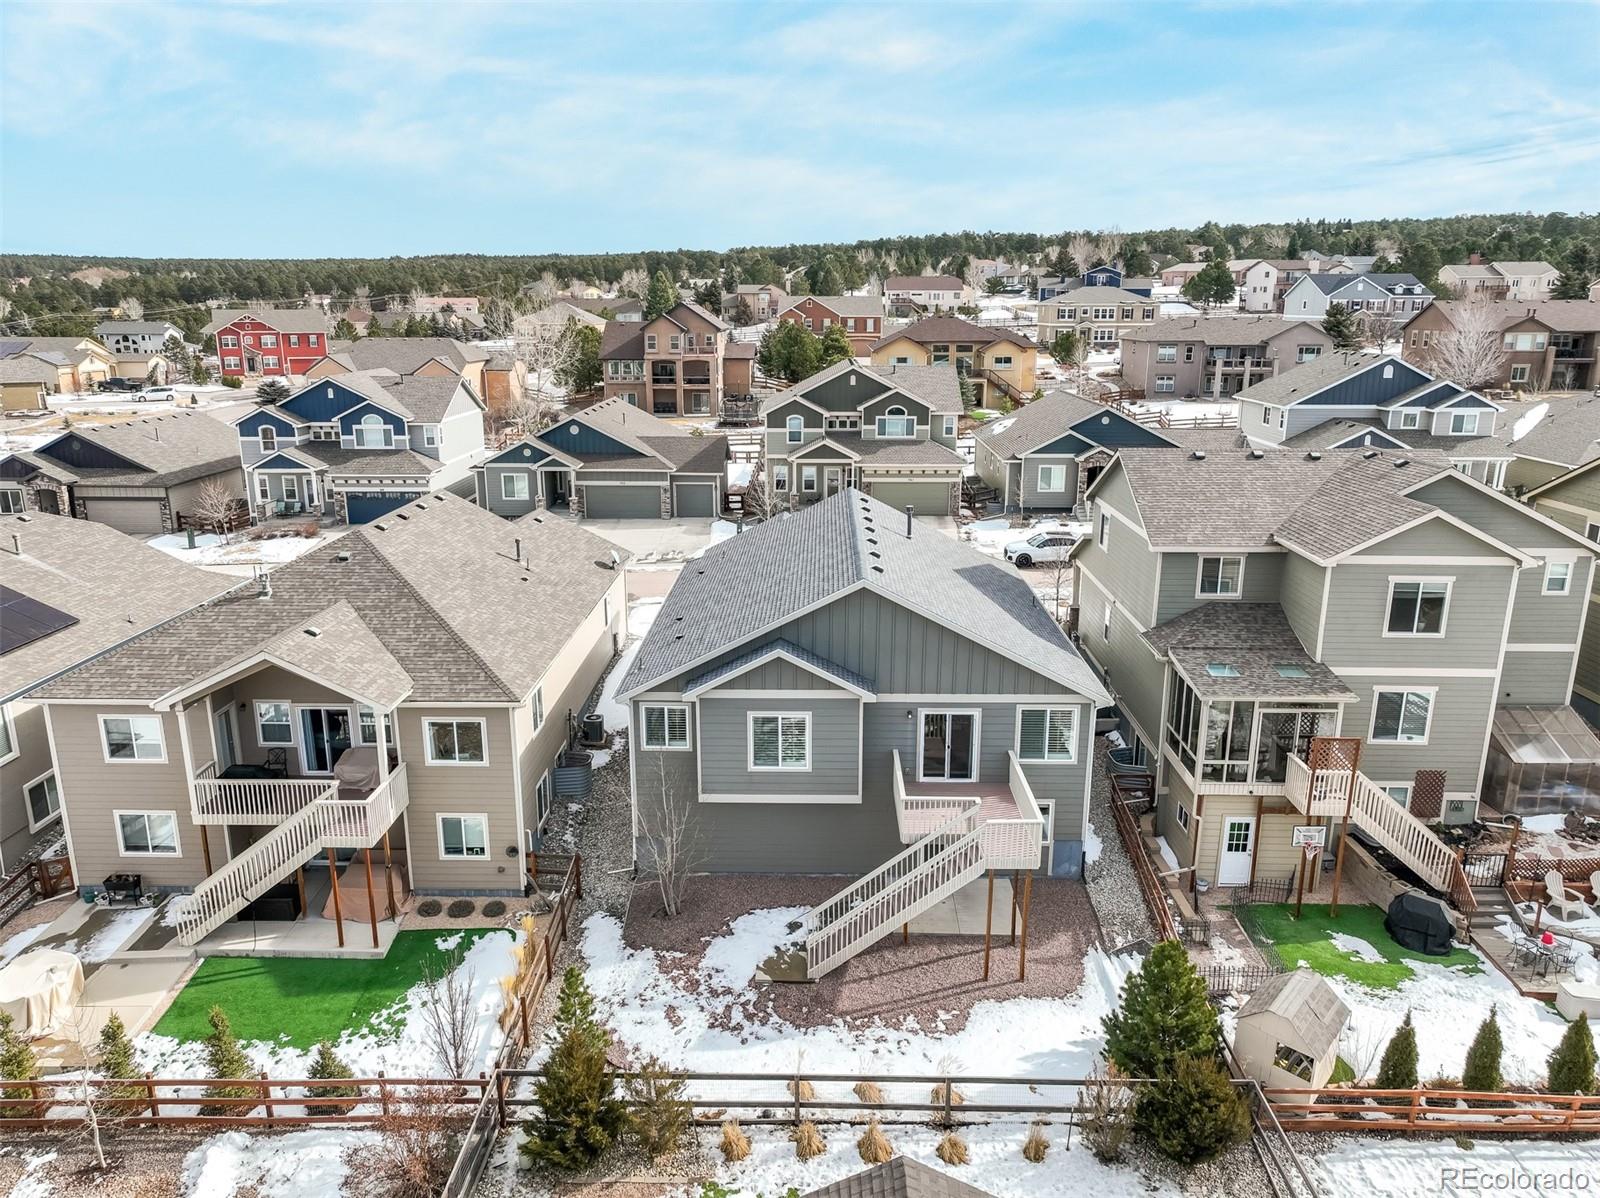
<box><xmin>1274</xmin><ymin>664</ymin><xmax>1310</xmax><ymax>679</ymax></box>
<box><xmin>1205</xmin><ymin>663</ymin><xmax>1241</xmax><ymax>678</ymax></box>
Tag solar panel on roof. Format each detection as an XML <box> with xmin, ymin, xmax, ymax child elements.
<box><xmin>0</xmin><ymin>584</ymin><xmax>80</xmax><ymax>654</ymax></box>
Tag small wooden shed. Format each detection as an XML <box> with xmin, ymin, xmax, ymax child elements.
<box><xmin>1234</xmin><ymin>968</ymin><xmax>1350</xmax><ymax>1099</ymax></box>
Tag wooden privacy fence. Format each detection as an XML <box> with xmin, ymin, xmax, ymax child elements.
<box><xmin>1265</xmin><ymin>1086</ymin><xmax>1600</xmax><ymax>1134</ymax></box>
<box><xmin>0</xmin><ymin>854</ymin><xmax>72</xmax><ymax>928</ymax></box>
<box><xmin>0</xmin><ymin>1074</ymin><xmax>487</xmax><ymax>1129</ymax></box>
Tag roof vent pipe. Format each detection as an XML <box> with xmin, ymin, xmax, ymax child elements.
<box><xmin>6</xmin><ymin>533</ymin><xmax>19</xmax><ymax>555</ymax></box>
<box><xmin>905</xmin><ymin>505</ymin><xmax>914</xmax><ymax>537</ymax></box>
<box><xmin>254</xmin><ymin>565</ymin><xmax>272</xmax><ymax>599</ymax></box>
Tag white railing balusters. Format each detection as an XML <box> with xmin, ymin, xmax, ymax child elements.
<box><xmin>1286</xmin><ymin>753</ymin><xmax>1452</xmax><ymax>891</ymax></box>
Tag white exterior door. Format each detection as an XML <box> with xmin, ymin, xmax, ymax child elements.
<box><xmin>1217</xmin><ymin>817</ymin><xmax>1255</xmax><ymax>886</ymax></box>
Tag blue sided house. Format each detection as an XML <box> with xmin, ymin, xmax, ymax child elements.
<box><xmin>233</xmin><ymin>371</ymin><xmax>488</xmax><ymax>523</ymax></box>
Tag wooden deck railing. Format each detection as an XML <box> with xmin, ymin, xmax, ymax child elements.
<box><xmin>0</xmin><ymin>855</ymin><xmax>73</xmax><ymax>929</ymax></box>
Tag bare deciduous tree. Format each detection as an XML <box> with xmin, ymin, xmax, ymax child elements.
<box><xmin>1359</xmin><ymin>311</ymin><xmax>1405</xmax><ymax>352</ymax></box>
<box><xmin>526</xmin><ymin>271</ymin><xmax>559</xmax><ymax>309</ymax></box>
<box><xmin>618</xmin><ymin>267</ymin><xmax>649</xmax><ymax>299</ymax></box>
<box><xmin>418</xmin><ymin>951</ymin><xmax>476</xmax><ymax>1079</ymax></box>
<box><xmin>343</xmin><ymin>1085</ymin><xmax>459</xmax><ymax>1198</ymax></box>
<box><xmin>118</xmin><ymin>296</ymin><xmax>144</xmax><ymax>321</ymax></box>
<box><xmin>1096</xmin><ymin>228</ymin><xmax>1125</xmax><ymax>269</ymax></box>
<box><xmin>638</xmin><ymin>755</ymin><xmax>704</xmax><ymax>917</ymax></box>
<box><xmin>511</xmin><ymin>312</ymin><xmax>578</xmax><ymax>404</ymax></box>
<box><xmin>1428</xmin><ymin>299</ymin><xmax>1510</xmax><ymax>389</ymax></box>
<box><xmin>191</xmin><ymin>478</ymin><xmax>240</xmax><ymax>541</ymax></box>
<box><xmin>498</xmin><ymin>387</ymin><xmax>560</xmax><ymax>441</ymax></box>
<box><xmin>1065</xmin><ymin>233</ymin><xmax>1097</xmax><ymax>276</ymax></box>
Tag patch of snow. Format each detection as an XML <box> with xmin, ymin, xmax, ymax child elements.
<box><xmin>1083</xmin><ymin>820</ymin><xmax>1102</xmax><ymax>865</ymax></box>
<box><xmin>434</xmin><ymin>932</ymin><xmax>464</xmax><ymax>951</ymax></box>
<box><xmin>699</xmin><ymin>907</ymin><xmax>808</xmax><ymax>990</ymax></box>
<box><xmin>1327</xmin><ymin>932</ymin><xmax>1386</xmax><ymax>964</ymax></box>
<box><xmin>1513</xmin><ymin>899</ymin><xmax>1600</xmax><ymax>936</ymax></box>
<box><xmin>146</xmin><ymin>530</ymin><xmax>331</xmax><ymax>568</ymax></box>
<box><xmin>1519</xmin><ymin>813</ymin><xmax>1567</xmax><ymax>834</ymax></box>
<box><xmin>963</xmin><ymin>516</ymin><xmax>1088</xmax><ymax>562</ymax></box>
<box><xmin>55</xmin><ymin>908</ymin><xmax>149</xmax><ymax>963</ymax></box>
<box><xmin>161</xmin><ymin>893</ymin><xmax>198</xmax><ymax>928</ymax></box>
<box><xmin>986</xmin><ymin>416</ymin><xmax>1017</xmax><ymax>436</ymax></box>
<box><xmin>1207</xmin><ymin>936</ymin><xmax>1249</xmax><ymax>971</ymax></box>
<box><xmin>1511</xmin><ymin>401</ymin><xmax>1550</xmax><ymax>442</ymax></box>
<box><xmin>180</xmin><ymin>1129</ymin><xmax>376</xmax><ymax>1198</ymax></box>
<box><xmin>726</xmin><ymin>462</ymin><xmax>754</xmax><ymax>488</ymax></box>
<box><xmin>1311</xmin><ymin>1135</ymin><xmax>1600</xmax><ymax>1198</ymax></box>
<box><xmin>137</xmin><ymin>929</ymin><xmax>517</xmax><ymax>1082</ymax></box>
<box><xmin>595</xmin><ymin>598</ymin><xmax>664</xmax><ymax>731</ymax></box>
<box><xmin>1153</xmin><ymin>836</ymin><xmax>1181</xmax><ymax>874</ymax></box>
<box><xmin>0</xmin><ymin>923</ymin><xmax>47</xmax><ymax>966</ymax></box>
<box><xmin>4</xmin><ymin>1150</ymin><xmax>56</xmax><ymax>1198</ymax></box>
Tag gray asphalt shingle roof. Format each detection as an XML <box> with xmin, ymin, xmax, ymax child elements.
<box><xmin>1121</xmin><ymin>313</ymin><xmax>1313</xmax><ymax>346</ymax></box>
<box><xmin>38</xmin><ymin>411</ymin><xmax>242</xmax><ymax>487</ymax></box>
<box><xmin>1143</xmin><ymin>603</ymin><xmax>1356</xmax><ymax>701</ymax></box>
<box><xmin>685</xmin><ymin>638</ymin><xmax>874</xmax><ymax>696</ymax></box>
<box><xmin>0</xmin><ymin>512</ymin><xmax>236</xmax><ymax>703</ymax></box>
<box><xmin>1301</xmin><ymin>272</ymin><xmax>1431</xmax><ymax>296</ymax></box>
<box><xmin>34</xmin><ymin>493</ymin><xmax>626</xmax><ymax>704</ymax></box>
<box><xmin>1231</xmin><ymin>351</ymin><xmax>1378</xmax><ymax>405</ymax></box>
<box><xmin>803</xmin><ymin>1157</ymin><xmax>996</xmax><ymax>1198</ymax></box>
<box><xmin>330</xmin><ymin>337</ymin><xmax>490</xmax><ymax>376</ymax></box>
<box><xmin>202</xmin><ymin>308</ymin><xmax>332</xmax><ymax>336</ymax></box>
<box><xmin>975</xmin><ymin>390</ymin><xmax>1156</xmax><ymax>459</ymax></box>
<box><xmin>619</xmin><ymin>488</ymin><xmax>1107</xmax><ymax>702</ymax></box>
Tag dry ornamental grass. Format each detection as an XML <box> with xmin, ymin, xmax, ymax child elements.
<box><xmin>856</xmin><ymin>1119</ymin><xmax>893</xmax><ymax>1164</ymax></box>
<box><xmin>719</xmin><ymin>1119</ymin><xmax>751</xmax><ymax>1162</ymax></box>
<box><xmin>1022</xmin><ymin>1122</ymin><xmax>1049</xmax><ymax>1163</ymax></box>
<box><xmin>936</xmin><ymin>1131</ymin><xmax>970</xmax><ymax>1165</ymax></box>
<box><xmin>792</xmin><ymin>1120</ymin><xmax>827</xmax><ymax>1161</ymax></box>
<box><xmin>852</xmin><ymin>1079</ymin><xmax>885</xmax><ymax>1105</ymax></box>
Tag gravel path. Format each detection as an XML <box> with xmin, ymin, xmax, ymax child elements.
<box><xmin>1084</xmin><ymin>737</ymin><xmax>1157</xmax><ymax>949</ymax></box>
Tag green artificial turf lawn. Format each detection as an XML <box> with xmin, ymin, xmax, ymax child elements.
<box><xmin>151</xmin><ymin>928</ymin><xmax>496</xmax><ymax>1049</ymax></box>
<box><xmin>1247</xmin><ymin>903</ymin><xmax>1480</xmax><ymax>990</ymax></box>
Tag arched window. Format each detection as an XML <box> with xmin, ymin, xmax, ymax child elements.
<box><xmin>876</xmin><ymin>405</ymin><xmax>914</xmax><ymax>438</ymax></box>
<box><xmin>786</xmin><ymin>414</ymin><xmax>804</xmax><ymax>444</ymax></box>
<box><xmin>259</xmin><ymin>426</ymin><xmax>276</xmax><ymax>452</ymax></box>
<box><xmin>355</xmin><ymin>412</ymin><xmax>390</xmax><ymax>449</ymax></box>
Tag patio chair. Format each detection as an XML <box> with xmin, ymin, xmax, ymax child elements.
<box><xmin>1546</xmin><ymin>869</ymin><xmax>1589</xmax><ymax>922</ymax></box>
<box><xmin>1591</xmin><ymin>870</ymin><xmax>1600</xmax><ymax>903</ymax></box>
<box><xmin>263</xmin><ymin>747</ymin><xmax>288</xmax><ymax>779</ymax></box>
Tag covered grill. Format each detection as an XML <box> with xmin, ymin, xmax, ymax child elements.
<box><xmin>1385</xmin><ymin>891</ymin><xmax>1455</xmax><ymax>955</ymax></box>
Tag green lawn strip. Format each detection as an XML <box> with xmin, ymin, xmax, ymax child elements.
<box><xmin>1247</xmin><ymin>903</ymin><xmax>1480</xmax><ymax>990</ymax></box>
<box><xmin>152</xmin><ymin>928</ymin><xmax>495</xmax><ymax>1050</ymax></box>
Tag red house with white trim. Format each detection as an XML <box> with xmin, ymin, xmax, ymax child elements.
<box><xmin>201</xmin><ymin>309</ymin><xmax>333</xmax><ymax>379</ymax></box>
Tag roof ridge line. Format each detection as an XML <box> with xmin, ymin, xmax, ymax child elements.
<box><xmin>356</xmin><ymin>527</ymin><xmax>521</xmax><ymax>702</ymax></box>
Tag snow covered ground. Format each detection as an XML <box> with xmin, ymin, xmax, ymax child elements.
<box><xmin>180</xmin><ymin>1129</ymin><xmax>376</xmax><ymax>1198</ymax></box>
<box><xmin>52</xmin><ymin>907</ymin><xmax>151</xmax><ymax>963</ymax></box>
<box><xmin>146</xmin><ymin>529</ymin><xmax>336</xmax><ymax>569</ymax></box>
<box><xmin>594</xmin><ymin>597</ymin><xmax>663</xmax><ymax>732</ymax></box>
<box><xmin>963</xmin><ymin>516</ymin><xmax>1089</xmax><ymax>562</ymax></box>
<box><xmin>1308</xmin><ymin>1134</ymin><xmax>1600</xmax><ymax>1197</ymax></box>
<box><xmin>0</xmin><ymin>923</ymin><xmax>47</xmax><ymax>966</ymax></box>
<box><xmin>136</xmin><ymin>930</ymin><xmax>518</xmax><ymax>1082</ymax></box>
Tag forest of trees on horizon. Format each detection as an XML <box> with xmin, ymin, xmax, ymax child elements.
<box><xmin>2</xmin><ymin>209</ymin><xmax>1596</xmax><ymax>339</ymax></box>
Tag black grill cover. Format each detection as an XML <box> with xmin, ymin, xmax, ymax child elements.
<box><xmin>1385</xmin><ymin>891</ymin><xmax>1454</xmax><ymax>955</ymax></box>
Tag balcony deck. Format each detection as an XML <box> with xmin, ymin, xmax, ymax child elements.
<box><xmin>899</xmin><ymin>779</ymin><xmax>1021</xmax><ymax>838</ymax></box>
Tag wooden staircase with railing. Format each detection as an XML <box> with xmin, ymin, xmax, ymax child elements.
<box><xmin>780</xmin><ymin>750</ymin><xmax>1045</xmax><ymax>981</ymax></box>
<box><xmin>175</xmin><ymin>764</ymin><xmax>411</xmax><ymax>946</ymax></box>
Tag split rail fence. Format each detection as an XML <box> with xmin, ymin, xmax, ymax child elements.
<box><xmin>1265</xmin><ymin>1085</ymin><xmax>1600</xmax><ymax>1134</ymax></box>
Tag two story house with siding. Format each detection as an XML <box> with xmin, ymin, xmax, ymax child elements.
<box><xmin>870</xmin><ymin>317</ymin><xmax>1037</xmax><ymax>408</ymax></box>
<box><xmin>0</xmin><ymin>512</ymin><xmax>233</xmax><ymax>876</ymax></box>
<box><xmin>30</xmin><ymin>494</ymin><xmax>626</xmax><ymax>953</ymax></box>
<box><xmin>777</xmin><ymin>296</ymin><xmax>886</xmax><ymax>356</ymax></box>
<box><xmin>762</xmin><ymin>361</ymin><xmax>965</xmax><ymax>516</ymax></box>
<box><xmin>473</xmin><ymin>396</ymin><xmax>728</xmax><ymax>520</ymax></box>
<box><xmin>1120</xmin><ymin>315</ymin><xmax>1335</xmax><ymax>399</ymax></box>
<box><xmin>1238</xmin><ymin>353</ymin><xmax>1516</xmax><ymax>490</ymax></box>
<box><xmin>233</xmin><ymin>371</ymin><xmax>488</xmax><ymax>524</ymax></box>
<box><xmin>1073</xmin><ymin>446</ymin><xmax>1596</xmax><ymax>895</ymax></box>
<box><xmin>1526</xmin><ymin>457</ymin><xmax>1600</xmax><ymax>723</ymax></box>
<box><xmin>972</xmin><ymin>389</ymin><xmax>1243</xmax><ymax>513</ymax></box>
<box><xmin>617</xmin><ymin>488</ymin><xmax>1109</xmax><ymax>976</ymax></box>
<box><xmin>202</xmin><ymin>310</ymin><xmax>332</xmax><ymax>379</ymax></box>
<box><xmin>1281</xmin><ymin>273</ymin><xmax>1434</xmax><ymax>322</ymax></box>
<box><xmin>1035</xmin><ymin>288</ymin><xmax>1158</xmax><ymax>351</ymax></box>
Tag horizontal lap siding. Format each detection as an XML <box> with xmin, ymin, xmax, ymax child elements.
<box><xmin>1280</xmin><ymin>552</ymin><xmax>1327</xmax><ymax>654</ymax></box>
<box><xmin>0</xmin><ymin>703</ymin><xmax>56</xmax><ymax>872</ymax></box>
<box><xmin>47</xmin><ymin>704</ymin><xmax>205</xmax><ymax>891</ymax></box>
<box><xmin>1156</xmin><ymin>552</ymin><xmax>1284</xmax><ymax>625</ymax></box>
<box><xmin>1076</xmin><ymin>577</ymin><xmax>1165</xmax><ymax>749</ymax></box>
<box><xmin>480</xmin><ymin>465</ymin><xmax>541</xmax><ymax>517</ymax></box>
<box><xmin>1020</xmin><ymin>456</ymin><xmax>1077</xmax><ymax>508</ymax></box>
<box><xmin>399</xmin><ymin>707</ymin><xmax>521</xmax><ymax>894</ymax></box>
<box><xmin>1499</xmin><ymin>651</ymin><xmax>1570</xmax><ymax>704</ymax></box>
<box><xmin>1341</xmin><ymin>675</ymin><xmax>1497</xmax><ymax>794</ymax></box>
<box><xmin>1507</xmin><ymin>559</ymin><xmax>1590</xmax><ymax>654</ymax></box>
<box><xmin>1322</xmin><ymin>562</ymin><xmax>1509</xmax><ymax>672</ymax></box>
<box><xmin>1158</xmin><ymin>769</ymin><xmax>1197</xmax><ymax>871</ymax></box>
<box><xmin>699</xmin><ymin>697</ymin><xmax>859</xmax><ymax>797</ymax></box>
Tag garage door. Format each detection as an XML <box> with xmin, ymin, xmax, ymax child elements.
<box><xmin>346</xmin><ymin>492</ymin><xmax>423</xmax><ymax>524</ymax></box>
<box><xmin>83</xmin><ymin>498</ymin><xmax>164</xmax><ymax>536</ymax></box>
<box><xmin>584</xmin><ymin>485</ymin><xmax>661</xmax><ymax>519</ymax></box>
<box><xmin>868</xmin><ymin>480</ymin><xmax>953</xmax><ymax>515</ymax></box>
<box><xmin>672</xmin><ymin>482</ymin><xmax>716</xmax><ymax>518</ymax></box>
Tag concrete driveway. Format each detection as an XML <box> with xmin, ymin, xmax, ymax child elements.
<box><xmin>581</xmin><ymin>518</ymin><xmax>725</xmax><ymax>561</ymax></box>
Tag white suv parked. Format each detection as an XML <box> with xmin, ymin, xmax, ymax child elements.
<box><xmin>1004</xmin><ymin>530</ymin><xmax>1079</xmax><ymax>568</ymax></box>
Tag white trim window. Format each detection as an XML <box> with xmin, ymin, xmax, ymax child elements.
<box><xmin>1197</xmin><ymin>555</ymin><xmax>1244</xmax><ymax>597</ymax></box>
<box><xmin>437</xmin><ymin>813</ymin><xmax>489</xmax><ymax>858</ymax></box>
<box><xmin>357</xmin><ymin>705</ymin><xmax>393</xmax><ymax>746</ymax></box>
<box><xmin>1385</xmin><ymin>579</ymin><xmax>1450</xmax><ymax>635</ymax></box>
<box><xmin>1037</xmin><ymin>464</ymin><xmax>1067</xmax><ymax>493</ymax></box>
<box><xmin>1097</xmin><ymin>510</ymin><xmax>1110</xmax><ymax>550</ymax></box>
<box><xmin>1156</xmin><ymin>345</ymin><xmax>1177</xmax><ymax>363</ymax></box>
<box><xmin>1370</xmin><ymin>689</ymin><xmax>1434</xmax><ymax>744</ymax></box>
<box><xmin>0</xmin><ymin>704</ymin><xmax>15</xmax><ymax>766</ymax></box>
<box><xmin>801</xmin><ymin>465</ymin><xmax>818</xmax><ymax>493</ymax></box>
<box><xmin>1381</xmin><ymin>783</ymin><xmax>1413</xmax><ymax>808</ymax></box>
<box><xmin>26</xmin><ymin>770</ymin><xmax>60</xmax><ymax>831</ymax></box>
<box><xmin>100</xmin><ymin>715</ymin><xmax>166</xmax><ymax>762</ymax></box>
<box><xmin>1154</xmin><ymin>375</ymin><xmax>1175</xmax><ymax>393</ymax></box>
<box><xmin>1585</xmin><ymin>522</ymin><xmax>1600</xmax><ymax>545</ymax></box>
<box><xmin>943</xmin><ymin>416</ymin><xmax>956</xmax><ymax>438</ymax></box>
<box><xmin>255</xmin><ymin>701</ymin><xmax>294</xmax><ymax>744</ymax></box>
<box><xmin>259</xmin><ymin>427</ymin><xmax>277</xmax><ymax>451</ymax></box>
<box><xmin>1017</xmin><ymin>707</ymin><xmax>1077</xmax><ymax>763</ymax></box>
<box><xmin>531</xmin><ymin>687</ymin><xmax>544</xmax><ymax>731</ymax></box>
<box><xmin>421</xmin><ymin>426</ymin><xmax>439</xmax><ymax>448</ymax></box>
<box><xmin>1448</xmin><ymin>411</ymin><xmax>1481</xmax><ymax>435</ymax></box>
<box><xmin>875</xmin><ymin>406</ymin><xmax>915</xmax><ymax>438</ymax></box>
<box><xmin>786</xmin><ymin>414</ymin><xmax>804</xmax><ymax>444</ymax></box>
<box><xmin>501</xmin><ymin>472</ymin><xmax>530</xmax><ymax>501</ymax></box>
<box><xmin>1544</xmin><ymin>560</ymin><xmax>1573</xmax><ymax>595</ymax></box>
<box><xmin>772</xmin><ymin>463</ymin><xmax>789</xmax><ymax>493</ymax></box>
<box><xmin>424</xmin><ymin>718</ymin><xmax>487</xmax><ymax>765</ymax></box>
<box><xmin>256</xmin><ymin>475</ymin><xmax>271</xmax><ymax>502</ymax></box>
<box><xmin>990</xmin><ymin>355</ymin><xmax>1013</xmax><ymax>369</ymax></box>
<box><xmin>355</xmin><ymin>413</ymin><xmax>391</xmax><ymax>449</ymax></box>
<box><xmin>116</xmin><ymin>810</ymin><xmax>179</xmax><ymax>856</ymax></box>
<box><xmin>1510</xmin><ymin>364</ymin><xmax>1531</xmax><ymax>384</ymax></box>
<box><xmin>749</xmin><ymin>712</ymin><xmax>810</xmax><ymax>770</ymax></box>
<box><xmin>642</xmin><ymin>703</ymin><xmax>689</xmax><ymax>750</ymax></box>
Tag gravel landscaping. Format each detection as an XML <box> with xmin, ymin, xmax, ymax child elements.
<box><xmin>1084</xmin><ymin>736</ymin><xmax>1157</xmax><ymax>949</ymax></box>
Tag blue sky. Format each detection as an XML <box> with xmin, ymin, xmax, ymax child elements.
<box><xmin>3</xmin><ymin>0</ymin><xmax>1598</xmax><ymax>257</ymax></box>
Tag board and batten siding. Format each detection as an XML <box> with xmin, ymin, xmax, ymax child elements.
<box><xmin>699</xmin><ymin>696</ymin><xmax>860</xmax><ymax>798</ymax></box>
<box><xmin>1154</xmin><ymin>551</ymin><xmax>1285</xmax><ymax>625</ymax></box>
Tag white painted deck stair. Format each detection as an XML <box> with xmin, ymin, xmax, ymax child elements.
<box><xmin>175</xmin><ymin>765</ymin><xmax>410</xmax><ymax>945</ymax></box>
<box><xmin>1286</xmin><ymin>754</ymin><xmax>1456</xmax><ymax>890</ymax></box>
<box><xmin>797</xmin><ymin>750</ymin><xmax>1044</xmax><ymax>980</ymax></box>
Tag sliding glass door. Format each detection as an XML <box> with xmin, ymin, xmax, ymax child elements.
<box><xmin>920</xmin><ymin>710</ymin><xmax>978</xmax><ymax>782</ymax></box>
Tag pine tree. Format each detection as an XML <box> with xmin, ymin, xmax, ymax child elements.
<box><xmin>304</xmin><ymin>1041</ymin><xmax>360</xmax><ymax>1115</ymax></box>
<box><xmin>818</xmin><ymin>324</ymin><xmax>853</xmax><ymax>368</ymax></box>
<box><xmin>255</xmin><ymin>378</ymin><xmax>291</xmax><ymax>404</ymax></box>
<box><xmin>1137</xmin><ymin>1054</ymin><xmax>1251</xmax><ymax>1164</ymax></box>
<box><xmin>200</xmin><ymin>1005</ymin><xmax>257</xmax><ymax>1116</ymax></box>
<box><xmin>733</xmin><ymin>297</ymin><xmax>755</xmax><ymax>327</ymax></box>
<box><xmin>1375</xmin><ymin>1011</ymin><xmax>1419</xmax><ymax>1090</ymax></box>
<box><xmin>95</xmin><ymin>1012</ymin><xmax>142</xmax><ymax>1106</ymax></box>
<box><xmin>1547</xmin><ymin>1013</ymin><xmax>1598</xmax><ymax>1095</ymax></box>
<box><xmin>332</xmin><ymin>317</ymin><xmax>360</xmax><ymax>341</ymax></box>
<box><xmin>644</xmin><ymin>270</ymin><xmax>678</xmax><ymax>321</ymax></box>
<box><xmin>1181</xmin><ymin>259</ymin><xmax>1235</xmax><ymax>309</ymax></box>
<box><xmin>0</xmin><ymin>1011</ymin><xmax>40</xmax><ymax>1119</ymax></box>
<box><xmin>1321</xmin><ymin>302</ymin><xmax>1361</xmax><ymax>351</ymax></box>
<box><xmin>1462</xmin><ymin>1005</ymin><xmax>1504</xmax><ymax>1093</ymax></box>
<box><xmin>1101</xmin><ymin>940</ymin><xmax>1219</xmax><ymax>1080</ymax></box>
<box><xmin>523</xmin><ymin>970</ymin><xmax>625</xmax><ymax>1170</ymax></box>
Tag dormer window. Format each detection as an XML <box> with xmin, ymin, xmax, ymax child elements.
<box><xmin>1448</xmin><ymin>411</ymin><xmax>1480</xmax><ymax>436</ymax></box>
<box><xmin>259</xmin><ymin>427</ymin><xmax>276</xmax><ymax>451</ymax></box>
<box><xmin>876</xmin><ymin>405</ymin><xmax>914</xmax><ymax>438</ymax></box>
<box><xmin>355</xmin><ymin>413</ymin><xmax>390</xmax><ymax>449</ymax></box>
